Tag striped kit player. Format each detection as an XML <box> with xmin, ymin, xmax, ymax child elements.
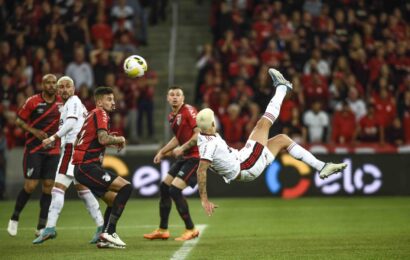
<box><xmin>195</xmin><ymin>69</ymin><xmax>348</xmax><ymax>216</ymax></box>
<box><xmin>33</xmin><ymin>76</ymin><xmax>104</xmax><ymax>245</ymax></box>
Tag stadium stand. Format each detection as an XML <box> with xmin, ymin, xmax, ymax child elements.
<box><xmin>196</xmin><ymin>0</ymin><xmax>410</xmax><ymax>149</ymax></box>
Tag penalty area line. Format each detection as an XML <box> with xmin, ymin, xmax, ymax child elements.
<box><xmin>170</xmin><ymin>224</ymin><xmax>207</xmax><ymax>260</ymax></box>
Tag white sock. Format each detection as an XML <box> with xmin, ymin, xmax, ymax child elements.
<box><xmin>78</xmin><ymin>190</ymin><xmax>104</xmax><ymax>227</ymax></box>
<box><xmin>287</xmin><ymin>142</ymin><xmax>325</xmax><ymax>171</ymax></box>
<box><xmin>263</xmin><ymin>85</ymin><xmax>287</xmax><ymax>124</ymax></box>
<box><xmin>46</xmin><ymin>187</ymin><xmax>65</xmax><ymax>228</ymax></box>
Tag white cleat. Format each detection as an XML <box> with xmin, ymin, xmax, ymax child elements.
<box><xmin>97</xmin><ymin>240</ymin><xmax>126</xmax><ymax>249</ymax></box>
<box><xmin>268</xmin><ymin>68</ymin><xmax>293</xmax><ymax>91</ymax></box>
<box><xmin>319</xmin><ymin>163</ymin><xmax>347</xmax><ymax>179</ymax></box>
<box><xmin>100</xmin><ymin>232</ymin><xmax>126</xmax><ymax>247</ymax></box>
<box><xmin>7</xmin><ymin>220</ymin><xmax>18</xmax><ymax>236</ymax></box>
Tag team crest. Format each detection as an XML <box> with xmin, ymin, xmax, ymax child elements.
<box><xmin>176</xmin><ymin>114</ymin><xmax>182</xmax><ymax>125</ymax></box>
<box><xmin>102</xmin><ymin>172</ymin><xmax>111</xmax><ymax>182</ymax></box>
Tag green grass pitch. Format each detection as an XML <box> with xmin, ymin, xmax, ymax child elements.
<box><xmin>1</xmin><ymin>197</ymin><xmax>409</xmax><ymax>259</ymax></box>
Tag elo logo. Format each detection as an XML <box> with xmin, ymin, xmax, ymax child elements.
<box><xmin>265</xmin><ymin>154</ymin><xmax>312</xmax><ymax>199</ymax></box>
<box><xmin>266</xmin><ymin>156</ymin><xmax>383</xmax><ymax>198</ymax></box>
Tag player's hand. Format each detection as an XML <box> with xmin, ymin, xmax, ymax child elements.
<box><xmin>153</xmin><ymin>152</ymin><xmax>163</xmax><ymax>164</ymax></box>
<box><xmin>201</xmin><ymin>200</ymin><xmax>218</xmax><ymax>216</ymax></box>
<box><xmin>116</xmin><ymin>136</ymin><xmax>126</xmax><ymax>152</ymax></box>
<box><xmin>32</xmin><ymin>129</ymin><xmax>48</xmax><ymax>140</ymax></box>
<box><xmin>172</xmin><ymin>147</ymin><xmax>184</xmax><ymax>158</ymax></box>
<box><xmin>42</xmin><ymin>137</ymin><xmax>55</xmax><ymax>148</ymax></box>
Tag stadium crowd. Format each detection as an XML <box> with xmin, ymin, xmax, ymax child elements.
<box><xmin>196</xmin><ymin>0</ymin><xmax>410</xmax><ymax>149</ymax></box>
<box><xmin>0</xmin><ymin>0</ymin><xmax>167</xmax><ymax>150</ymax></box>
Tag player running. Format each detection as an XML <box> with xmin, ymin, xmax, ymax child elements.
<box><xmin>72</xmin><ymin>87</ymin><xmax>131</xmax><ymax>249</ymax></box>
<box><xmin>7</xmin><ymin>74</ymin><xmax>62</xmax><ymax>237</ymax></box>
<box><xmin>196</xmin><ymin>69</ymin><xmax>347</xmax><ymax>216</ymax></box>
<box><xmin>33</xmin><ymin>76</ymin><xmax>104</xmax><ymax>244</ymax></box>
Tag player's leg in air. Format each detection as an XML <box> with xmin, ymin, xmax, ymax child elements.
<box><xmin>32</xmin><ymin>175</ymin><xmax>104</xmax><ymax>244</ymax></box>
<box><xmin>239</xmin><ymin>68</ymin><xmax>346</xmax><ymax>182</ymax></box>
<box><xmin>144</xmin><ymin>160</ymin><xmax>199</xmax><ymax>241</ymax></box>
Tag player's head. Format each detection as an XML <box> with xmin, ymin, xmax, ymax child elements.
<box><xmin>41</xmin><ymin>74</ymin><xmax>57</xmax><ymax>96</ymax></box>
<box><xmin>57</xmin><ymin>76</ymin><xmax>75</xmax><ymax>102</ymax></box>
<box><xmin>167</xmin><ymin>86</ymin><xmax>184</xmax><ymax>109</ymax></box>
<box><xmin>94</xmin><ymin>87</ymin><xmax>115</xmax><ymax>112</ymax></box>
<box><xmin>196</xmin><ymin>108</ymin><xmax>216</xmax><ymax>133</ymax></box>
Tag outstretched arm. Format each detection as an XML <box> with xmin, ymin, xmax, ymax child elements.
<box><xmin>153</xmin><ymin>137</ymin><xmax>179</xmax><ymax>163</ymax></box>
<box><xmin>173</xmin><ymin>128</ymin><xmax>200</xmax><ymax>157</ymax></box>
<box><xmin>197</xmin><ymin>159</ymin><xmax>217</xmax><ymax>216</ymax></box>
<box><xmin>43</xmin><ymin>117</ymin><xmax>77</xmax><ymax>147</ymax></box>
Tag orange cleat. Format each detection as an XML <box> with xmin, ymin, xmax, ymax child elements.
<box><xmin>174</xmin><ymin>229</ymin><xmax>199</xmax><ymax>241</ymax></box>
<box><xmin>143</xmin><ymin>229</ymin><xmax>170</xmax><ymax>240</ymax></box>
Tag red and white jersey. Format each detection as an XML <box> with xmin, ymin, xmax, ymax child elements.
<box><xmin>197</xmin><ymin>133</ymin><xmax>241</xmax><ymax>182</ymax></box>
<box><xmin>198</xmin><ymin>133</ymin><xmax>275</xmax><ymax>183</ymax></box>
<box><xmin>59</xmin><ymin>95</ymin><xmax>87</xmax><ymax>145</ymax></box>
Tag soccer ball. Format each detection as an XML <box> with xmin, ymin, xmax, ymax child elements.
<box><xmin>123</xmin><ymin>55</ymin><xmax>148</xmax><ymax>78</ymax></box>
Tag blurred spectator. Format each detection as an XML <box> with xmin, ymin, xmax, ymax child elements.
<box><xmin>65</xmin><ymin>46</ymin><xmax>94</xmax><ymax>89</ymax></box>
<box><xmin>303</xmin><ymin>101</ymin><xmax>329</xmax><ymax>143</ymax></box>
<box><xmin>91</xmin><ymin>13</ymin><xmax>114</xmax><ymax>49</ymax></box>
<box><xmin>113</xmin><ymin>33</ymin><xmax>138</xmax><ymax>56</ymax></box>
<box><xmin>137</xmin><ymin>72</ymin><xmax>156</xmax><ymax>140</ymax></box>
<box><xmin>331</xmin><ymin>101</ymin><xmax>356</xmax><ymax>144</ymax></box>
<box><xmin>336</xmin><ymin>87</ymin><xmax>367</xmax><ymax>122</ymax></box>
<box><xmin>283</xmin><ymin>107</ymin><xmax>306</xmax><ymax>144</ymax></box>
<box><xmin>372</xmin><ymin>87</ymin><xmax>397</xmax><ymax>128</ymax></box>
<box><xmin>385</xmin><ymin>117</ymin><xmax>405</xmax><ymax>146</ymax></box>
<box><xmin>219</xmin><ymin>103</ymin><xmax>247</xmax><ymax>149</ymax></box>
<box><xmin>356</xmin><ymin>105</ymin><xmax>383</xmax><ymax>144</ymax></box>
<box><xmin>111</xmin><ymin>0</ymin><xmax>135</xmax><ymax>33</ymax></box>
<box><xmin>303</xmin><ymin>48</ymin><xmax>330</xmax><ymax>77</ymax></box>
<box><xmin>78</xmin><ymin>84</ymin><xmax>94</xmax><ymax>111</ymax></box>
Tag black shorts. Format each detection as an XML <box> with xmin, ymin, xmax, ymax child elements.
<box><xmin>168</xmin><ymin>157</ymin><xmax>199</xmax><ymax>188</ymax></box>
<box><xmin>23</xmin><ymin>151</ymin><xmax>59</xmax><ymax>180</ymax></box>
<box><xmin>74</xmin><ymin>163</ymin><xmax>117</xmax><ymax>198</ymax></box>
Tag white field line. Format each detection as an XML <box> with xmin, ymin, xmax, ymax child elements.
<box><xmin>170</xmin><ymin>224</ymin><xmax>207</xmax><ymax>260</ymax></box>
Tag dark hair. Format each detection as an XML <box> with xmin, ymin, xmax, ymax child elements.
<box><xmin>94</xmin><ymin>86</ymin><xmax>113</xmax><ymax>100</ymax></box>
<box><xmin>168</xmin><ymin>85</ymin><xmax>184</xmax><ymax>92</ymax></box>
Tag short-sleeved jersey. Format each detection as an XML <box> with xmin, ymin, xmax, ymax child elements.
<box><xmin>168</xmin><ymin>104</ymin><xmax>199</xmax><ymax>158</ymax></box>
<box><xmin>197</xmin><ymin>133</ymin><xmax>240</xmax><ymax>182</ymax></box>
<box><xmin>72</xmin><ymin>108</ymin><xmax>109</xmax><ymax>165</ymax></box>
<box><xmin>18</xmin><ymin>94</ymin><xmax>63</xmax><ymax>154</ymax></box>
<box><xmin>59</xmin><ymin>95</ymin><xmax>87</xmax><ymax>145</ymax></box>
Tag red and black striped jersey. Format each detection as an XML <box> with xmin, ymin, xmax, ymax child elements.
<box><xmin>168</xmin><ymin>104</ymin><xmax>199</xmax><ymax>158</ymax></box>
<box><xmin>72</xmin><ymin>108</ymin><xmax>110</xmax><ymax>165</ymax></box>
<box><xmin>18</xmin><ymin>94</ymin><xmax>62</xmax><ymax>154</ymax></box>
